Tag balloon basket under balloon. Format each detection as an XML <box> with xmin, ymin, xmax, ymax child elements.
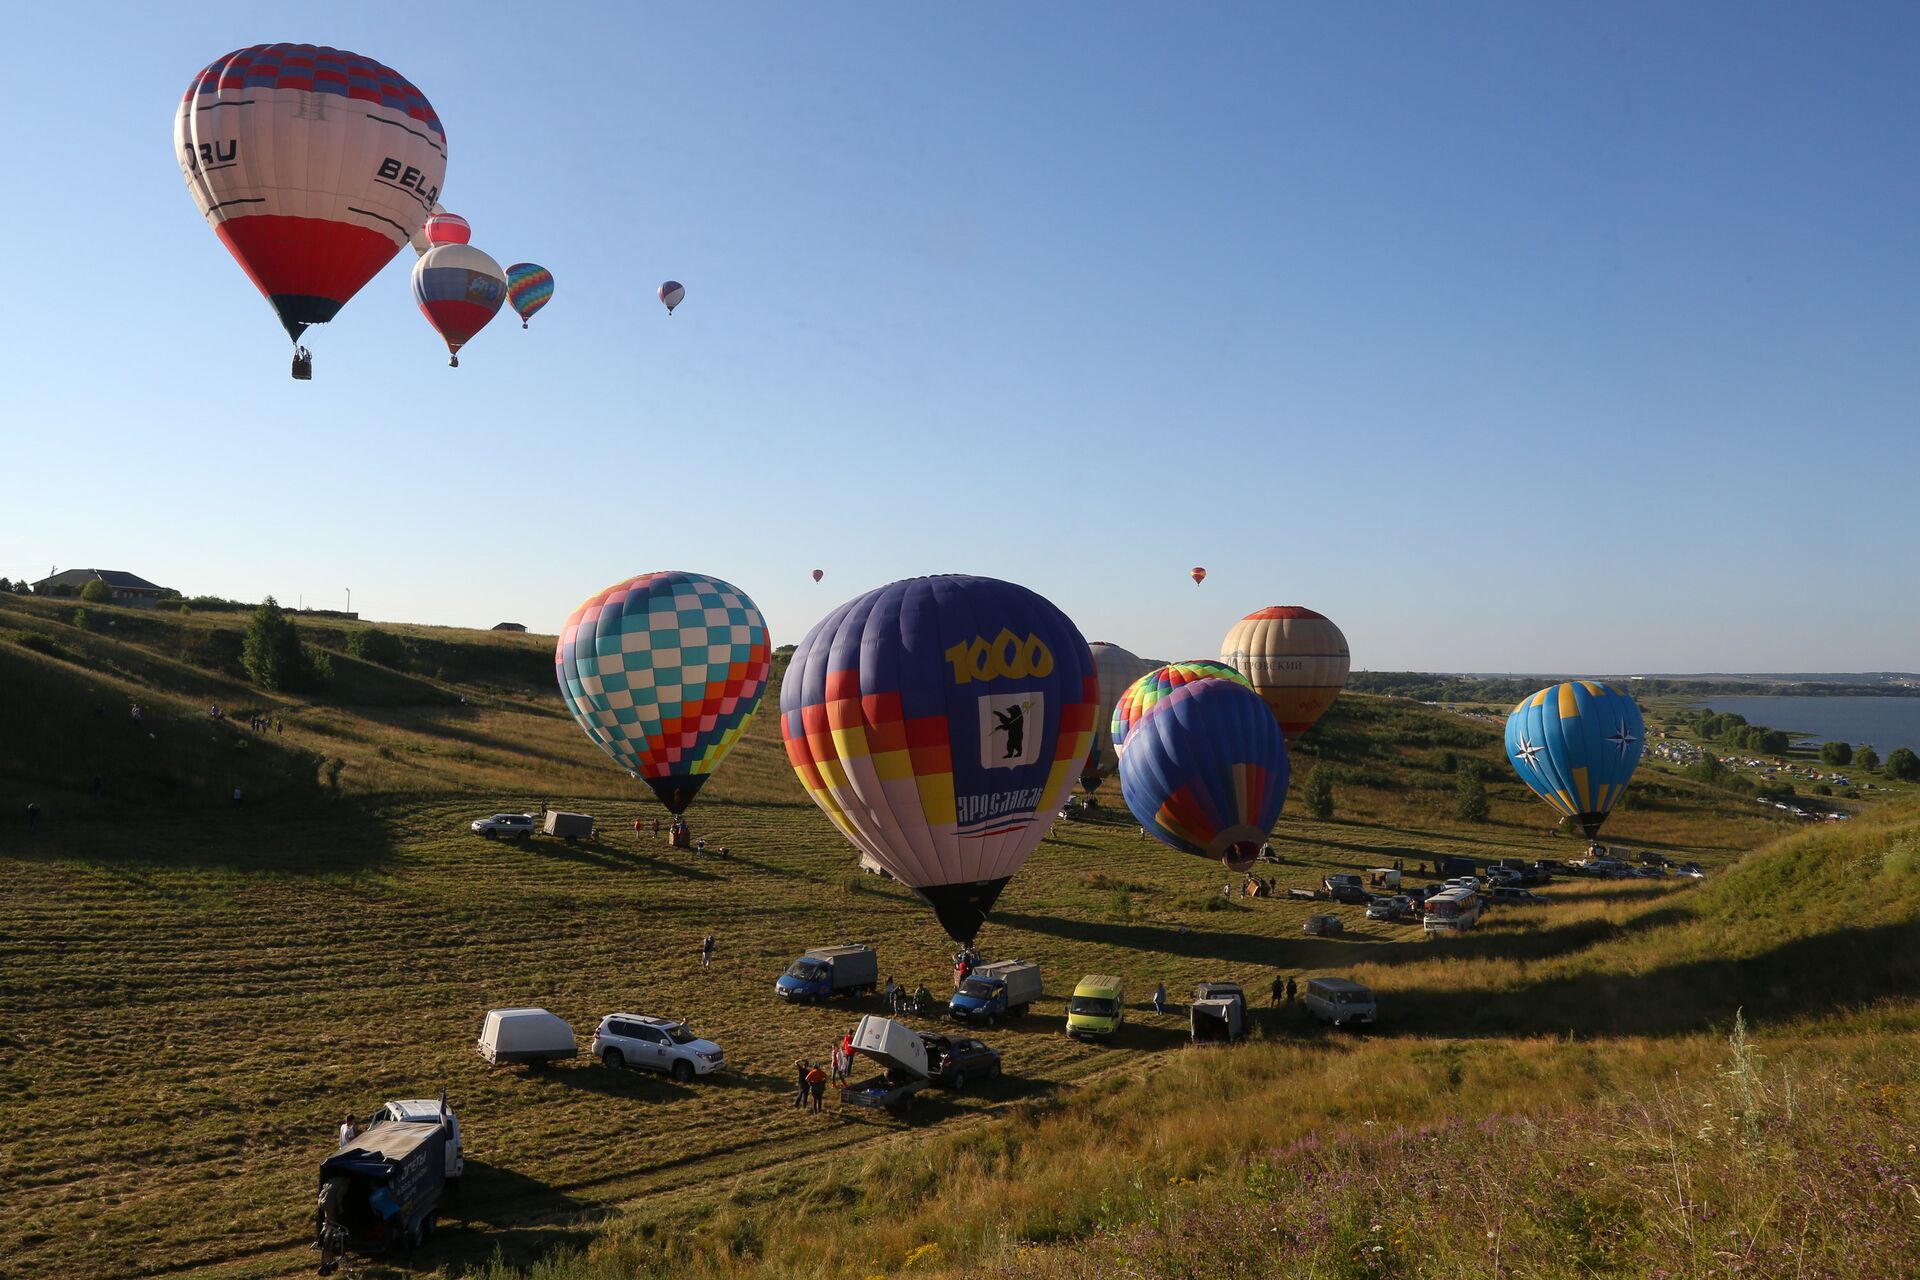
<box><xmin>290</xmin><ymin>347</ymin><xmax>313</xmax><ymax>381</ymax></box>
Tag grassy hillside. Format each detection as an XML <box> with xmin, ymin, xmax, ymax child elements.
<box><xmin>0</xmin><ymin>593</ymin><xmax>1899</xmax><ymax>1280</ymax></box>
<box><xmin>467</xmin><ymin>813</ymin><xmax>1920</xmax><ymax>1280</ymax></box>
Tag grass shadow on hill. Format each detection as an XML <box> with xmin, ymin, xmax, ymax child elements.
<box><xmin>1374</xmin><ymin>919</ymin><xmax>1920</xmax><ymax>1040</ymax></box>
<box><xmin>427</xmin><ymin>1160</ymin><xmax>598</xmax><ymax>1274</ymax></box>
<box><xmin>4</xmin><ymin>800</ymin><xmax>398</xmax><ymax>875</ymax></box>
<box><xmin>991</xmin><ymin>911</ymin><xmax>1300</xmax><ymax>967</ymax></box>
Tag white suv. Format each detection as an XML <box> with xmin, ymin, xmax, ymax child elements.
<box><xmin>471</xmin><ymin>813</ymin><xmax>536</xmax><ymax>838</ymax></box>
<box><xmin>592</xmin><ymin>1014</ymin><xmax>725</xmax><ymax>1082</ymax></box>
<box><xmin>366</xmin><ymin>1098</ymin><xmax>464</xmax><ymax>1183</ymax></box>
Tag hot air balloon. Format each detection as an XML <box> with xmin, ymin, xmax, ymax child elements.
<box><xmin>1191</xmin><ymin>567</ymin><xmax>1207</xmax><ymax>585</ymax></box>
<box><xmin>811</xmin><ymin>569</ymin><xmax>824</xmax><ymax>583</ymax></box>
<box><xmin>1504</xmin><ymin>682</ymin><xmax>1644</xmax><ymax>843</ymax></box>
<box><xmin>408</xmin><ymin>203</ymin><xmax>446</xmax><ymax>256</ymax></box>
<box><xmin>780</xmin><ymin>575</ymin><xmax>1098</xmax><ymax>944</ymax></box>
<box><xmin>411</xmin><ymin>209</ymin><xmax>470</xmax><ymax>255</ymax></box>
<box><xmin>505</xmin><ymin>263</ymin><xmax>554</xmax><ymax>328</ymax></box>
<box><xmin>1080</xmin><ymin>642</ymin><xmax>1156</xmax><ymax>792</ymax></box>
<box><xmin>1120</xmin><ymin>677</ymin><xmax>1290</xmax><ymax>871</ymax></box>
<box><xmin>1220</xmin><ymin>606</ymin><xmax>1351</xmax><ymax>743</ymax></box>
<box><xmin>412</xmin><ymin>244</ymin><xmax>507</xmax><ymax>366</ymax></box>
<box><xmin>659</xmin><ymin>281</ymin><xmax>685</xmax><ymax>314</ymax></box>
<box><xmin>1111</xmin><ymin>661</ymin><xmax>1251</xmax><ymax>757</ymax></box>
<box><xmin>175</xmin><ymin>43</ymin><xmax>445</xmax><ymax>379</ymax></box>
<box><xmin>556</xmin><ymin>571</ymin><xmax>771</xmax><ymax>813</ymax></box>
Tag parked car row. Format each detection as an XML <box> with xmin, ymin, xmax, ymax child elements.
<box><xmin>476</xmin><ymin>1007</ymin><xmax>726</xmax><ymax>1084</ymax></box>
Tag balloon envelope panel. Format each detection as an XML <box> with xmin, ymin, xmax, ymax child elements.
<box><xmin>1111</xmin><ymin>660</ymin><xmax>1250</xmax><ymax>756</ymax></box>
<box><xmin>556</xmin><ymin>571</ymin><xmax>771</xmax><ymax>813</ymax></box>
<box><xmin>1220</xmin><ymin>605</ymin><xmax>1351</xmax><ymax>742</ymax></box>
<box><xmin>1119</xmin><ymin>678</ymin><xmax>1290</xmax><ymax>870</ymax></box>
<box><xmin>1081</xmin><ymin>642</ymin><xmax>1155</xmax><ymax>790</ymax></box>
<box><xmin>1504</xmin><ymin>681</ymin><xmax>1645</xmax><ymax>840</ymax></box>
<box><xmin>175</xmin><ymin>44</ymin><xmax>445</xmax><ymax>342</ymax></box>
<box><xmin>780</xmin><ymin>575</ymin><xmax>1097</xmax><ymax>942</ymax></box>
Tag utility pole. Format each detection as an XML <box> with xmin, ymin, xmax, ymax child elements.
<box><xmin>346</xmin><ymin>587</ymin><xmax>352</xmax><ymax>615</ymax></box>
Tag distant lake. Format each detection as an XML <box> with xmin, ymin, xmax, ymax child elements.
<box><xmin>1697</xmin><ymin>696</ymin><xmax>1920</xmax><ymax>755</ymax></box>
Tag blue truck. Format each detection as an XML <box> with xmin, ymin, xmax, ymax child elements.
<box><xmin>948</xmin><ymin>959</ymin><xmax>1042</xmax><ymax>1027</ymax></box>
<box><xmin>774</xmin><ymin>943</ymin><xmax>878</xmax><ymax>1003</ymax></box>
<box><xmin>314</xmin><ymin>1120</ymin><xmax>448</xmax><ymax>1271</ymax></box>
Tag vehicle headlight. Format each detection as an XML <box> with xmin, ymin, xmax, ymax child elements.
<box><xmin>702</xmin><ymin>1051</ymin><xmax>723</xmax><ymax>1062</ymax></box>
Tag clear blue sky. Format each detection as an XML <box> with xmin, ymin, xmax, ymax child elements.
<box><xmin>7</xmin><ymin>3</ymin><xmax>1916</xmax><ymax>673</ymax></box>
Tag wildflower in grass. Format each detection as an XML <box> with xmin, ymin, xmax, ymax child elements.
<box><xmin>902</xmin><ymin>1242</ymin><xmax>942</xmax><ymax>1269</ymax></box>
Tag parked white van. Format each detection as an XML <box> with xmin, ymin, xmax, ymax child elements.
<box><xmin>1303</xmin><ymin>977</ymin><xmax>1376</xmax><ymax>1028</ymax></box>
<box><xmin>477</xmin><ymin>1007</ymin><xmax>577</xmax><ymax>1066</ymax></box>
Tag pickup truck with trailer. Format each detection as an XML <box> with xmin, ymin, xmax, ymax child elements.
<box><xmin>839</xmin><ymin>1015</ymin><xmax>928</xmax><ymax>1114</ymax></box>
<box><xmin>948</xmin><ymin>959</ymin><xmax>1042</xmax><ymax>1027</ymax></box>
<box><xmin>314</xmin><ymin>1120</ymin><xmax>447</xmax><ymax>1270</ymax></box>
<box><xmin>775</xmin><ymin>944</ymin><xmax>879</xmax><ymax>1003</ymax></box>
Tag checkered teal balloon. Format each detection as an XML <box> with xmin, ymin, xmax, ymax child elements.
<box><xmin>556</xmin><ymin>571</ymin><xmax>772</xmax><ymax>813</ymax></box>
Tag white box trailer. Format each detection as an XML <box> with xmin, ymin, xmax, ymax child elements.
<box><xmin>477</xmin><ymin>1007</ymin><xmax>578</xmax><ymax>1065</ymax></box>
<box><xmin>1190</xmin><ymin>982</ymin><xmax>1247</xmax><ymax>1043</ymax></box>
<box><xmin>843</xmin><ymin>1015</ymin><xmax>929</xmax><ymax>1113</ymax></box>
<box><xmin>543</xmin><ymin>811</ymin><xmax>594</xmax><ymax>840</ymax></box>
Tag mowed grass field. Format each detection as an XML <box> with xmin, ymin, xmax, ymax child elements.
<box><xmin>0</xmin><ymin>596</ymin><xmax>1871</xmax><ymax>1279</ymax></box>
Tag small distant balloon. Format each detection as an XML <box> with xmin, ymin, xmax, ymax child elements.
<box><xmin>659</xmin><ymin>281</ymin><xmax>685</xmax><ymax>314</ymax></box>
<box><xmin>811</xmin><ymin>569</ymin><xmax>824</xmax><ymax>582</ymax></box>
<box><xmin>1191</xmin><ymin>567</ymin><xmax>1207</xmax><ymax>585</ymax></box>
<box><xmin>505</xmin><ymin>263</ymin><xmax>554</xmax><ymax>329</ymax></box>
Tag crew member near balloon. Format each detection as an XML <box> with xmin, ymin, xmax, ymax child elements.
<box><xmin>175</xmin><ymin>43</ymin><xmax>447</xmax><ymax>379</ymax></box>
<box><xmin>781</xmin><ymin>575</ymin><xmax>1098</xmax><ymax>944</ymax></box>
<box><xmin>1119</xmin><ymin>676</ymin><xmax>1290</xmax><ymax>871</ymax></box>
<box><xmin>555</xmin><ymin>571</ymin><xmax>771</xmax><ymax>818</ymax></box>
<box><xmin>1504</xmin><ymin>681</ymin><xmax>1644</xmax><ymax>844</ymax></box>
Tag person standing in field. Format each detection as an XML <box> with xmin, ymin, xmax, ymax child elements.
<box><xmin>701</xmin><ymin>932</ymin><xmax>715</xmax><ymax>968</ymax></box>
<box><xmin>1285</xmin><ymin>977</ymin><xmax>1298</xmax><ymax>1004</ymax></box>
<box><xmin>806</xmin><ymin>1063</ymin><xmax>828</xmax><ymax>1113</ymax></box>
<box><xmin>26</xmin><ymin>802</ymin><xmax>40</xmax><ymax>833</ymax></box>
<box><xmin>338</xmin><ymin>1115</ymin><xmax>358</xmax><ymax>1147</ymax></box>
<box><xmin>1153</xmin><ymin>982</ymin><xmax>1167</xmax><ymax>1016</ymax></box>
<box><xmin>1271</xmin><ymin>974</ymin><xmax>1286</xmax><ymax>1007</ymax></box>
<box><xmin>792</xmin><ymin>1057</ymin><xmax>809</xmax><ymax>1109</ymax></box>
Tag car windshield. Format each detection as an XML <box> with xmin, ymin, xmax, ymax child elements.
<box><xmin>785</xmin><ymin>961</ymin><xmax>826</xmax><ymax>981</ymax></box>
<box><xmin>665</xmin><ymin>1025</ymin><xmax>697</xmax><ymax>1044</ymax></box>
<box><xmin>959</xmin><ymin>978</ymin><xmax>997</xmax><ymax>999</ymax></box>
<box><xmin>1069</xmin><ymin>996</ymin><xmax>1117</xmax><ymax>1016</ymax></box>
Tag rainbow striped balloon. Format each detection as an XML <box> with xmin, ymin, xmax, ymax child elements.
<box><xmin>505</xmin><ymin>263</ymin><xmax>554</xmax><ymax>328</ymax></box>
<box><xmin>1110</xmin><ymin>660</ymin><xmax>1252</xmax><ymax>757</ymax></box>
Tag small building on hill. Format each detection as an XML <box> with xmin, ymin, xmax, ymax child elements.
<box><xmin>33</xmin><ymin>568</ymin><xmax>171</xmax><ymax>608</ymax></box>
<box><xmin>492</xmin><ymin>622</ymin><xmax>528</xmax><ymax>632</ymax></box>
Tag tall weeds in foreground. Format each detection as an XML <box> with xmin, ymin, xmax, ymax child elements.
<box><xmin>469</xmin><ymin>1025</ymin><xmax>1920</xmax><ymax>1280</ymax></box>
